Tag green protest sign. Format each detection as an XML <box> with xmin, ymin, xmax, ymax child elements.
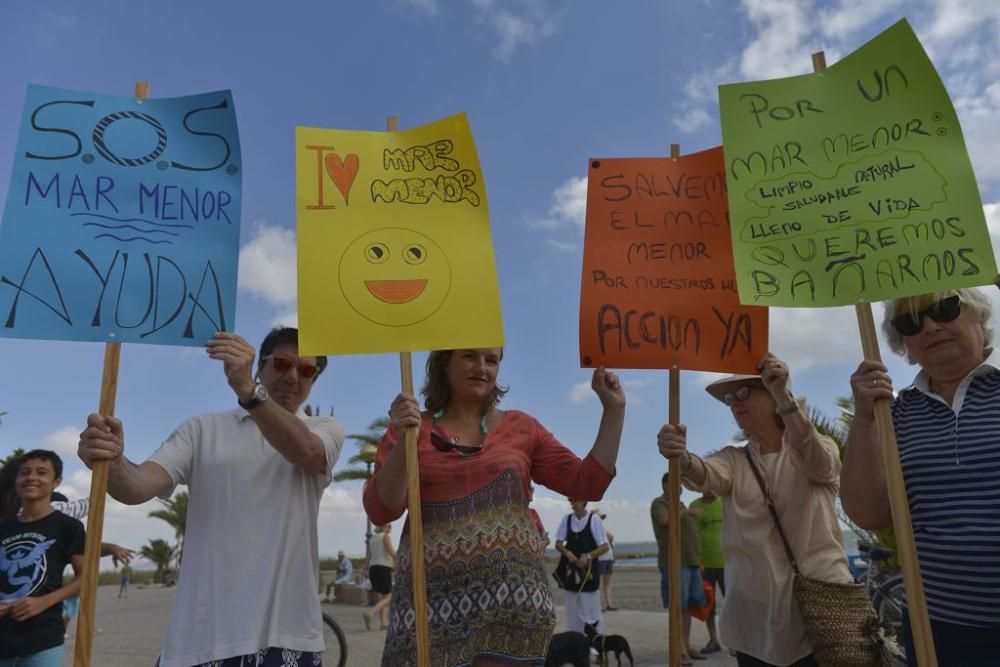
<box><xmin>720</xmin><ymin>19</ymin><xmax>995</xmax><ymax>307</ymax></box>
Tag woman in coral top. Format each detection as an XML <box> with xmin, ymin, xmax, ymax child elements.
<box><xmin>363</xmin><ymin>348</ymin><xmax>625</xmax><ymax>666</ymax></box>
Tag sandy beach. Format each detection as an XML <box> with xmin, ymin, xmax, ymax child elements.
<box><xmin>67</xmin><ymin>567</ymin><xmax>738</xmax><ymax>666</ymax></box>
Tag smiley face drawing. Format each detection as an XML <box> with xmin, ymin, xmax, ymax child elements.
<box><xmin>339</xmin><ymin>227</ymin><xmax>452</xmax><ymax>327</ymax></box>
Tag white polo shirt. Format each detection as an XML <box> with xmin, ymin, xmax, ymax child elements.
<box><xmin>149</xmin><ymin>409</ymin><xmax>343</xmax><ymax>667</ymax></box>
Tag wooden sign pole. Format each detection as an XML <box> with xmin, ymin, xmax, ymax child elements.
<box><xmin>666</xmin><ymin>143</ymin><xmax>683</xmax><ymax>667</ymax></box>
<box><xmin>811</xmin><ymin>51</ymin><xmax>937</xmax><ymax>667</ymax></box>
<box><xmin>73</xmin><ymin>81</ymin><xmax>145</xmax><ymax>667</ymax></box>
<box><xmin>389</xmin><ymin>115</ymin><xmax>431</xmax><ymax>667</ymax></box>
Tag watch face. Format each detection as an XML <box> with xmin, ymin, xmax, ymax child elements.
<box><xmin>254</xmin><ymin>384</ymin><xmax>269</xmax><ymax>401</ymax></box>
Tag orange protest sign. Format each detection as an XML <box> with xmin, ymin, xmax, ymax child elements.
<box><xmin>579</xmin><ymin>146</ymin><xmax>768</xmax><ymax>372</ymax></box>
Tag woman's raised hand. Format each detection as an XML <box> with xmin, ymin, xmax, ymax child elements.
<box><xmin>591</xmin><ymin>366</ymin><xmax>626</xmax><ymax>411</ymax></box>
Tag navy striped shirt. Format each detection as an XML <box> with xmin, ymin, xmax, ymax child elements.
<box><xmin>892</xmin><ymin>355</ymin><xmax>1000</xmax><ymax>627</ymax></box>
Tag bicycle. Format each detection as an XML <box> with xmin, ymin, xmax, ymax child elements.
<box><xmin>856</xmin><ymin>543</ymin><xmax>907</xmax><ymax>664</ymax></box>
<box><xmin>322</xmin><ymin>610</ymin><xmax>348</xmax><ymax>667</ymax></box>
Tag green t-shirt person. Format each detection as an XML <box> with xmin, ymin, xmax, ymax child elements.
<box><xmin>690</xmin><ymin>493</ymin><xmax>725</xmax><ymax>569</ymax></box>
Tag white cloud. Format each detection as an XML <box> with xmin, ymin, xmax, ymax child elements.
<box><xmin>238</xmin><ymin>222</ymin><xmax>297</xmax><ymax>307</ymax></box>
<box><xmin>567</xmin><ymin>380</ymin><xmax>591</xmax><ymax>404</ymax></box>
<box><xmin>672</xmin><ymin>107</ymin><xmax>712</xmax><ymax>134</ymax></box>
<box><xmin>528</xmin><ymin>175</ymin><xmax>588</xmax><ymax>233</ymax></box>
<box><xmin>41</xmin><ymin>426</ymin><xmax>80</xmax><ymax>460</ymax></box>
<box><xmin>471</xmin><ymin>0</ymin><xmax>563</xmax><ymax>61</ymax></box>
<box><xmin>985</xmin><ymin>202</ymin><xmax>1000</xmax><ymax>263</ymax></box>
<box><xmin>738</xmin><ymin>0</ymin><xmax>814</xmax><ymax>80</ymax></box>
<box><xmin>817</xmin><ymin>0</ymin><xmax>904</xmax><ymax>40</ymax></box>
<box><xmin>270</xmin><ymin>309</ymin><xmax>299</xmax><ymax>328</ymax></box>
<box><xmin>567</xmin><ymin>376</ymin><xmax>654</xmax><ymax>406</ymax></box>
<box><xmin>769</xmin><ymin>305</ymin><xmax>863</xmax><ymax>371</ymax></box>
<box><xmin>546</xmin><ymin>239</ymin><xmax>578</xmax><ymax>253</ymax></box>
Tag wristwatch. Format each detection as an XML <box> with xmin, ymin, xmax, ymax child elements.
<box><xmin>238</xmin><ymin>383</ymin><xmax>269</xmax><ymax>411</ymax></box>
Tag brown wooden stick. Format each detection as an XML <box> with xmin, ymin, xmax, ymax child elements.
<box><xmin>667</xmin><ymin>367</ymin><xmax>682</xmax><ymax>667</ymax></box>
<box><xmin>854</xmin><ymin>303</ymin><xmax>937</xmax><ymax>666</ymax></box>
<box><xmin>390</xmin><ymin>114</ymin><xmax>430</xmax><ymax>667</ymax></box>
<box><xmin>73</xmin><ymin>342</ymin><xmax>122</xmax><ymax>666</ymax></box>
<box><xmin>665</xmin><ymin>142</ymin><xmax>683</xmax><ymax>667</ymax></box>
<box><xmin>811</xmin><ymin>50</ymin><xmax>937</xmax><ymax>666</ymax></box>
<box><xmin>73</xmin><ymin>80</ymin><xmax>147</xmax><ymax>666</ymax></box>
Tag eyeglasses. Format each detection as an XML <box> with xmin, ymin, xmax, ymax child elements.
<box><xmin>722</xmin><ymin>386</ymin><xmax>753</xmax><ymax>406</ymax></box>
<box><xmin>890</xmin><ymin>296</ymin><xmax>962</xmax><ymax>336</ymax></box>
<box><xmin>429</xmin><ymin>430</ymin><xmax>482</xmax><ymax>456</ymax></box>
<box><xmin>264</xmin><ymin>355</ymin><xmax>320</xmax><ymax>379</ymax></box>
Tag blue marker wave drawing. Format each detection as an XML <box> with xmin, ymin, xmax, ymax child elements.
<box><xmin>74</xmin><ymin>212</ymin><xmax>194</xmax><ymax>245</ymax></box>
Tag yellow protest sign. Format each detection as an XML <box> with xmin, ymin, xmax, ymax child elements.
<box><xmin>295</xmin><ymin>114</ymin><xmax>503</xmax><ymax>355</ymax></box>
<box><xmin>720</xmin><ymin>19</ymin><xmax>996</xmax><ymax>307</ymax></box>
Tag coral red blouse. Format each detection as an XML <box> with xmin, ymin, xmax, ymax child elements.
<box><xmin>363</xmin><ymin>409</ymin><xmax>614</xmax><ymax>524</ymax></box>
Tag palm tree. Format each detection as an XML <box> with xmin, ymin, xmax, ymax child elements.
<box><xmin>149</xmin><ymin>492</ymin><xmax>188</xmax><ymax>562</ymax></box>
<box><xmin>140</xmin><ymin>538</ymin><xmax>177</xmax><ymax>582</ymax></box>
<box><xmin>1</xmin><ymin>447</ymin><xmax>24</xmax><ymax>468</ymax></box>
<box><xmin>333</xmin><ymin>417</ymin><xmax>387</xmax><ymax>483</ymax></box>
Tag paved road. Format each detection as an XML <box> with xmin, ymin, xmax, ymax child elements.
<box><xmin>66</xmin><ymin>583</ymin><xmax>737</xmax><ymax>666</ymax></box>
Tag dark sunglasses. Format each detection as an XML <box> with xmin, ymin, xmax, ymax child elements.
<box><xmin>429</xmin><ymin>431</ymin><xmax>482</xmax><ymax>456</ymax></box>
<box><xmin>890</xmin><ymin>296</ymin><xmax>962</xmax><ymax>336</ymax></box>
<box><xmin>723</xmin><ymin>386</ymin><xmax>753</xmax><ymax>406</ymax></box>
<box><xmin>265</xmin><ymin>354</ymin><xmax>320</xmax><ymax>379</ymax></box>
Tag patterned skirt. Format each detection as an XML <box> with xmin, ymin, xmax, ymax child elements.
<box><xmin>381</xmin><ymin>469</ymin><xmax>555</xmax><ymax>666</ymax></box>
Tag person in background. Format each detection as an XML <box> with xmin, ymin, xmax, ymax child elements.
<box><xmin>0</xmin><ymin>457</ymin><xmax>134</xmax><ymax>642</ymax></box>
<box><xmin>119</xmin><ymin>564</ymin><xmax>133</xmax><ymax>599</ymax></box>
<box><xmin>365</xmin><ymin>348</ymin><xmax>625</xmax><ymax>666</ymax></box>
<box><xmin>0</xmin><ymin>450</ymin><xmax>84</xmax><ymax>666</ymax></box>
<box><xmin>363</xmin><ymin>524</ymin><xmax>395</xmax><ymax>631</ymax></box>
<box><xmin>323</xmin><ymin>551</ymin><xmax>354</xmax><ymax>602</ymax></box>
<box><xmin>690</xmin><ymin>489</ymin><xmax>724</xmax><ymax>654</ymax></box>
<box><xmin>555</xmin><ymin>498</ymin><xmax>610</xmax><ymax>634</ymax></box>
<box><xmin>842</xmin><ymin>288</ymin><xmax>1000</xmax><ymax>665</ymax></box>
<box><xmin>592</xmin><ymin>509</ymin><xmax>617</xmax><ymax>611</ymax></box>
<box><xmin>651</xmin><ymin>472</ymin><xmax>707</xmax><ymax>665</ymax></box>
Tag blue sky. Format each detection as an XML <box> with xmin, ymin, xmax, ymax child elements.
<box><xmin>1</xmin><ymin>0</ymin><xmax>999</xmax><ymax>561</ymax></box>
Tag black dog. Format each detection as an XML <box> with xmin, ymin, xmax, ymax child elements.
<box><xmin>544</xmin><ymin>630</ymin><xmax>590</xmax><ymax>667</ymax></box>
<box><xmin>584</xmin><ymin>622</ymin><xmax>634</xmax><ymax>666</ymax></box>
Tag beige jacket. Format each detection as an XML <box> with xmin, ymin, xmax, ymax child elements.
<box><xmin>684</xmin><ymin>431</ymin><xmax>852</xmax><ymax>665</ymax></box>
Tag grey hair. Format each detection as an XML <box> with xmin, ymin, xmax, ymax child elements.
<box><xmin>881</xmin><ymin>287</ymin><xmax>993</xmax><ymax>363</ymax></box>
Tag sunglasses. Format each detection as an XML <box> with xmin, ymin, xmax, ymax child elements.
<box><xmin>723</xmin><ymin>386</ymin><xmax>753</xmax><ymax>406</ymax></box>
<box><xmin>429</xmin><ymin>431</ymin><xmax>482</xmax><ymax>457</ymax></box>
<box><xmin>264</xmin><ymin>355</ymin><xmax>320</xmax><ymax>379</ymax></box>
<box><xmin>890</xmin><ymin>296</ymin><xmax>962</xmax><ymax>336</ymax></box>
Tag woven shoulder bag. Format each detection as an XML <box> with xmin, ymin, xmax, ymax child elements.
<box><xmin>744</xmin><ymin>447</ymin><xmax>895</xmax><ymax>667</ymax></box>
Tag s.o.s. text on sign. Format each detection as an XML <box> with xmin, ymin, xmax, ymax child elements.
<box><xmin>0</xmin><ymin>84</ymin><xmax>242</xmax><ymax>346</ymax></box>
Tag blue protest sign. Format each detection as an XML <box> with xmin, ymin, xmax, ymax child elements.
<box><xmin>0</xmin><ymin>84</ymin><xmax>242</xmax><ymax>346</ymax></box>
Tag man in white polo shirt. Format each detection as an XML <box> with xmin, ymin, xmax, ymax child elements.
<box><xmin>78</xmin><ymin>327</ymin><xmax>344</xmax><ymax>667</ymax></box>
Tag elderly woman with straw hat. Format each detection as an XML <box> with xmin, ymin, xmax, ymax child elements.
<box><xmin>842</xmin><ymin>287</ymin><xmax>1000</xmax><ymax>665</ymax></box>
<box><xmin>658</xmin><ymin>353</ymin><xmax>852</xmax><ymax>667</ymax></box>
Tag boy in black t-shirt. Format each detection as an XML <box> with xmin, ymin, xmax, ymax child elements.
<box><xmin>0</xmin><ymin>449</ymin><xmax>85</xmax><ymax>665</ymax></box>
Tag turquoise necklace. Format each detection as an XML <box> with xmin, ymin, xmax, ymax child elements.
<box><xmin>432</xmin><ymin>408</ymin><xmax>489</xmax><ymax>444</ymax></box>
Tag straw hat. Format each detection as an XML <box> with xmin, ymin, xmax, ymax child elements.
<box><xmin>705</xmin><ymin>374</ymin><xmax>763</xmax><ymax>403</ymax></box>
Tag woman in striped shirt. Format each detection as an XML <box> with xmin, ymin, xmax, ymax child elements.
<box><xmin>842</xmin><ymin>287</ymin><xmax>1000</xmax><ymax>666</ymax></box>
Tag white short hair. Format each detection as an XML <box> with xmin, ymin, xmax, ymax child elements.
<box><xmin>881</xmin><ymin>287</ymin><xmax>993</xmax><ymax>363</ymax></box>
